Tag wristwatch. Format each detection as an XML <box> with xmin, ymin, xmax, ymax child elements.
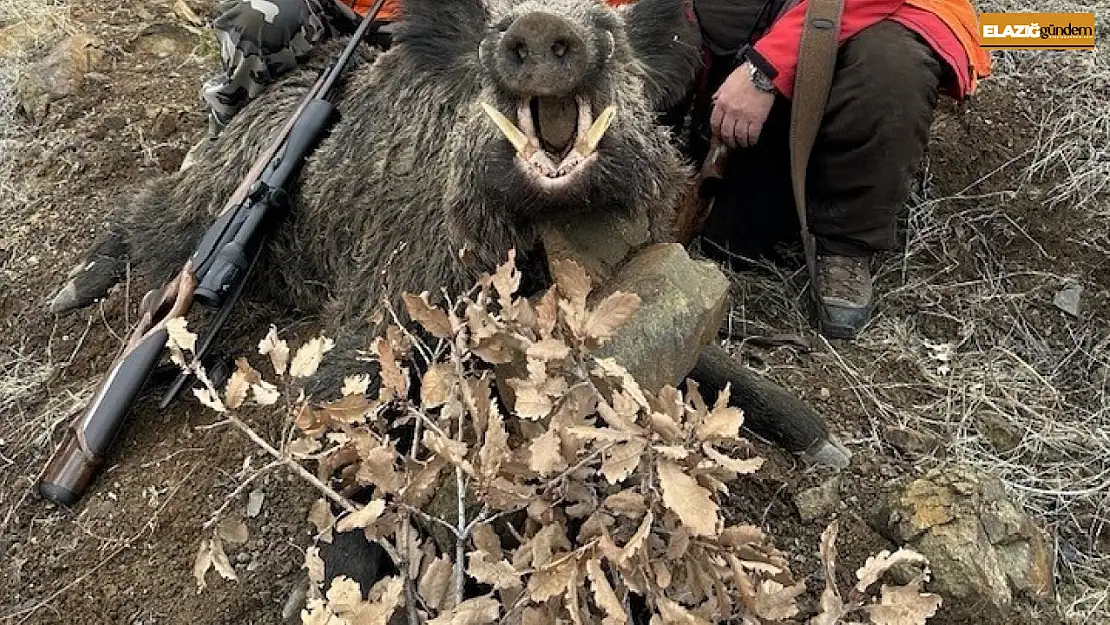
<box><xmin>747</xmin><ymin>62</ymin><xmax>776</xmax><ymax>93</ymax></box>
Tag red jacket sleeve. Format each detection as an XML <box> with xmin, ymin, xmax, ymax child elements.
<box><xmin>747</xmin><ymin>0</ymin><xmax>906</xmax><ymax>99</ymax></box>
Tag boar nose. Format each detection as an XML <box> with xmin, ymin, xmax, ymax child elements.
<box><xmin>497</xmin><ymin>12</ymin><xmax>589</xmax><ymax>96</ymax></box>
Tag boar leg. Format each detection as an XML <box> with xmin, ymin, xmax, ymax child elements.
<box><xmin>691</xmin><ymin>343</ymin><xmax>851</xmax><ymax>468</ymax></box>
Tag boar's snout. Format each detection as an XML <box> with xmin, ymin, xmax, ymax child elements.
<box><xmin>496</xmin><ymin>12</ymin><xmax>589</xmax><ymax>97</ymax></box>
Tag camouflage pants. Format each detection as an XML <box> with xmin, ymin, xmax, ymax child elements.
<box><xmin>200</xmin><ymin>0</ymin><xmax>343</xmax><ymax>130</ymax></box>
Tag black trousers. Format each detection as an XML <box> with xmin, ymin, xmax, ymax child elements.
<box><xmin>690</xmin><ymin>19</ymin><xmax>945</xmax><ymax>258</ymax></box>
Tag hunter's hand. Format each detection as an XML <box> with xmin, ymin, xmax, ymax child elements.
<box><xmin>710</xmin><ymin>61</ymin><xmax>776</xmax><ymax>149</ymax></box>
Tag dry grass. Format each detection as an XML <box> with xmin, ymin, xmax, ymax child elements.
<box><xmin>715</xmin><ymin>7</ymin><xmax>1109</xmax><ymax>622</ymax></box>
<box><xmin>978</xmin><ymin>0</ymin><xmax>1110</xmax><ymax>214</ymax></box>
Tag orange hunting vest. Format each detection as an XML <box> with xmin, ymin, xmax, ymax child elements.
<box><xmin>341</xmin><ymin>0</ymin><xmax>639</xmax><ymax>21</ymax></box>
<box><xmin>904</xmin><ymin>0</ymin><xmax>992</xmax><ymax>92</ymax></box>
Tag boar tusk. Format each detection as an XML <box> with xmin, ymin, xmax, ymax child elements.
<box><xmin>480</xmin><ymin>102</ymin><xmax>532</xmax><ymax>156</ymax></box>
<box><xmin>578</xmin><ymin>105</ymin><xmax>616</xmax><ymax>156</ymax></box>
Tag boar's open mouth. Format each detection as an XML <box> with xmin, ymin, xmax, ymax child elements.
<box><xmin>481</xmin><ymin>96</ymin><xmax>615</xmax><ymax>189</ymax></box>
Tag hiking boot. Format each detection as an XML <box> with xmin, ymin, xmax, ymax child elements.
<box><xmin>813</xmin><ymin>254</ymin><xmax>874</xmax><ymax>339</ymax></box>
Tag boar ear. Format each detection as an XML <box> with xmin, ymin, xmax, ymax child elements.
<box><xmin>393</xmin><ymin>0</ymin><xmax>489</xmax><ymax>72</ymax></box>
<box><xmin>620</xmin><ymin>0</ymin><xmax>704</xmax><ymax>112</ymax></box>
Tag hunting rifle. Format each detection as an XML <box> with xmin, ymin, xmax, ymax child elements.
<box><xmin>38</xmin><ymin>0</ymin><xmax>389</xmax><ymax>507</ymax></box>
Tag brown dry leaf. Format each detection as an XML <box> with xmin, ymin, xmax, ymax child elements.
<box><xmin>527</xmin><ymin>337</ymin><xmax>571</xmax><ymax>361</ymax></box>
<box><xmin>591</xmin><ymin>358</ymin><xmax>651</xmax><ymax>410</ymax></box>
<box><xmin>583</xmin><ymin>291</ymin><xmax>641</xmax><ymax>345</ymax></box>
<box><xmin>289</xmin><ymin>335</ymin><xmax>335</xmax><ymax>378</ymax></box>
<box><xmin>702</xmin><ymin>444</ymin><xmax>764</xmax><ymax>475</ymax></box>
<box><xmin>251</xmin><ymin>377</ymin><xmax>281</xmax><ymax>406</ymax></box>
<box><xmin>865</xmin><ymin>581</ymin><xmax>942</xmax><ymax>625</ymax></box>
<box><xmin>616</xmin><ymin>510</ymin><xmax>653</xmax><ymax>565</ymax></box>
<box><xmin>193</xmin><ymin>386</ymin><xmax>227</xmax><ymax>413</ymax></box>
<box><xmin>422</xmin><ymin>430</ymin><xmax>475</xmax><ymax>476</ymax></box>
<box><xmin>418</xmin><ymin>554</ymin><xmax>454</xmax><ymax>611</ymax></box>
<box><xmin>223</xmin><ymin>361</ymin><xmax>251</xmax><ymax>410</ymax></box>
<box><xmin>300</xmin><ymin>599</ymin><xmax>345</xmax><ymax>625</ymax></box>
<box><xmin>308</xmin><ymin>498</ymin><xmax>335</xmax><ymax>535</ymax></box>
<box><xmin>695</xmin><ymin>386</ymin><xmax>744</xmax><ymax>441</ymax></box>
<box><xmin>402</xmin><ymin>291</ymin><xmax>453</xmax><ymax>339</ymax></box>
<box><xmin>257</xmin><ymin>324</ymin><xmax>289</xmax><ymax>376</ymax></box>
<box><xmin>550</xmin><ymin>258</ymin><xmax>591</xmax><ymax>305</ymax></box>
<box><xmin>655</xmin><ymin>597</ymin><xmax>712</xmax><ymax>625</ymax></box>
<box><xmin>193</xmin><ymin>539</ymin><xmax>213</xmax><ymax>592</ymax></box>
<box><xmin>166</xmin><ymin>317</ymin><xmax>197</xmax><ymax>368</ymax></box>
<box><xmin>356</xmin><ymin>444</ymin><xmax>404</xmax><ymax>493</ymax></box>
<box><xmin>653</xmin><ymin>444</ymin><xmax>689</xmax><ymax>460</ymax></box>
<box><xmin>485</xmin><ymin>477</ymin><xmax>535</xmax><ymax>510</ymax></box>
<box><xmin>811</xmin><ymin>521</ymin><xmax>845</xmax><ymax>625</ymax></box>
<box><xmin>534</xmin><ymin>287</ymin><xmax>559</xmax><ymax>338</ymax></box>
<box><xmin>529</xmin><ymin>427</ymin><xmax>568</xmax><ymax>477</ymax></box>
<box><xmin>342</xmin><ymin>374</ymin><xmax>372</xmax><ymax>397</ymax></box>
<box><xmin>325</xmin><ymin>575</ymin><xmax>404</xmax><ymax>625</ymax></box>
<box><xmin>472</xmin><ymin>524</ymin><xmax>503</xmax><ymax>560</ymax></box>
<box><xmin>601</xmin><ymin>439</ymin><xmax>646</xmax><ymax>485</ymax></box>
<box><xmin>508</xmin><ymin>378</ymin><xmax>554</xmax><ymax>420</ymax></box>
<box><xmin>752</xmin><ymin>580</ymin><xmax>805</xmax><ymax>621</ymax></box>
<box><xmin>305</xmin><ymin>546</ymin><xmax>326</xmax><ymax>585</ymax></box>
<box><xmin>401</xmin><ymin>455</ymin><xmax>447</xmax><ymax>508</ymax></box>
<box><xmin>854</xmin><ymin>549</ymin><xmax>930</xmax><ymax>595</ymax></box>
<box><xmin>602</xmin><ymin>490</ymin><xmax>647</xmax><ymax>518</ymax></box>
<box><xmin>565</xmin><ymin>426</ymin><xmax>633</xmax><ymax>443</ymax></box>
<box><xmin>325</xmin><ymin>576</ymin><xmax>364</xmax><ymax>616</ymax></box>
<box><xmin>527</xmin><ymin>552</ymin><xmax>579</xmax><ymax>603</ymax></box>
<box><xmin>491</xmin><ymin>250</ymin><xmax>522</xmax><ymax>306</ymax></box>
<box><xmin>426</xmin><ymin>596</ymin><xmax>501</xmax><ymax>625</ymax></box>
<box><xmin>596</xmin><ymin>396</ymin><xmax>643</xmax><ymax>436</ymax></box>
<box><xmin>522</xmin><ymin>605</ymin><xmax>559</xmax><ymax>625</ymax></box>
<box><xmin>466</xmin><ymin>550</ymin><xmax>523</xmax><ymax>591</ymax></box>
<box><xmin>657</xmin><ymin>459</ymin><xmax>719</xmax><ymax>537</ymax></box>
<box><xmin>207</xmin><ymin>536</ymin><xmax>237</xmax><ymax>585</ymax></box>
<box><xmin>375</xmin><ymin>336</ymin><xmax>409</xmax><ymax>398</ymax></box>
<box><xmin>335</xmin><ymin>499</ymin><xmax>386</xmax><ymax>533</ymax></box>
<box><xmin>586</xmin><ymin>557</ymin><xmax>627</xmax><ymax>625</ymax></box>
<box><xmin>478</xmin><ymin>409</ymin><xmax>510</xmax><ymax>486</ymax></box>
<box><xmin>356</xmin><ymin>576</ymin><xmax>407</xmax><ymax>625</ymax></box>
<box><xmin>421</xmin><ymin>363</ymin><xmax>456</xmax><ymax>408</ymax></box>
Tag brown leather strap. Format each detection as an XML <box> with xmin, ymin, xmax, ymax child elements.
<box><xmin>789</xmin><ymin>0</ymin><xmax>843</xmax><ymax>307</ymax></box>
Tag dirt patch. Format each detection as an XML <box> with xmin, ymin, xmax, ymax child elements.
<box><xmin>1</xmin><ymin>0</ymin><xmax>1107</xmax><ymax>624</ymax></box>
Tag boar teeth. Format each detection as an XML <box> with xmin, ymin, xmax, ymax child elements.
<box><xmin>578</xmin><ymin>105</ymin><xmax>617</xmax><ymax>156</ymax></box>
<box><xmin>480</xmin><ymin>102</ymin><xmax>532</xmax><ymax>156</ymax></box>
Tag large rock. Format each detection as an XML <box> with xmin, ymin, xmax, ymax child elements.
<box><xmin>869</xmin><ymin>468</ymin><xmax>1055</xmax><ymax>614</ymax></box>
<box><xmin>0</xmin><ymin>20</ymin><xmax>55</xmax><ymax>60</ymax></box>
<box><xmin>588</xmin><ymin>244</ymin><xmax>729</xmax><ymax>392</ymax></box>
<box><xmin>539</xmin><ymin>212</ymin><xmax>729</xmax><ymax>393</ymax></box>
<box><xmin>15</xmin><ymin>33</ymin><xmax>105</xmax><ymax>123</ymax></box>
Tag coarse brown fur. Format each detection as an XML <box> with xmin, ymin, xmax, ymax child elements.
<box><xmin>51</xmin><ymin>0</ymin><xmax>704</xmax><ymax>392</ymax></box>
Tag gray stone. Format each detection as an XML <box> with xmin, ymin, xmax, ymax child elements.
<box><xmin>1053</xmin><ymin>284</ymin><xmax>1082</xmax><ymax>317</ymax></box>
<box><xmin>538</xmin><ymin>212</ymin><xmax>729</xmax><ymax>394</ymax></box>
<box><xmin>794</xmin><ymin>476</ymin><xmax>841</xmax><ymax>521</ymax></box>
<box><xmin>131</xmin><ymin>23</ymin><xmax>198</xmax><ymax>57</ymax></box>
<box><xmin>0</xmin><ymin>20</ymin><xmax>54</xmax><ymax>60</ymax></box>
<box><xmin>869</xmin><ymin>468</ymin><xmax>1055</xmax><ymax>614</ymax></box>
<box><xmin>15</xmin><ymin>34</ymin><xmax>105</xmax><ymax>123</ymax></box>
<box><xmin>587</xmin><ymin>244</ymin><xmax>729</xmax><ymax>393</ymax></box>
<box><xmin>882</xmin><ymin>425</ymin><xmax>942</xmax><ymax>457</ymax></box>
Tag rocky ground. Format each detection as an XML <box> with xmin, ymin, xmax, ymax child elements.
<box><xmin>1</xmin><ymin>0</ymin><xmax>1107</xmax><ymax>624</ymax></box>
